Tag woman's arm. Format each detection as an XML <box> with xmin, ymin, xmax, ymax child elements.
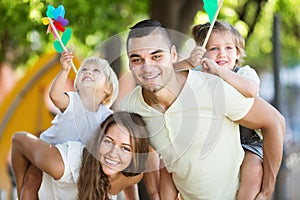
<box><xmin>11</xmin><ymin>132</ymin><xmax>65</xmax><ymax>195</ymax></box>
<box><xmin>118</xmin><ymin>172</ymin><xmax>142</xmax><ymax>200</ymax></box>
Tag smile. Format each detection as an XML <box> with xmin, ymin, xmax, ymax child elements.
<box><xmin>216</xmin><ymin>60</ymin><xmax>227</xmax><ymax>65</ymax></box>
<box><xmin>142</xmin><ymin>73</ymin><xmax>160</xmax><ymax>80</ymax></box>
<box><xmin>104</xmin><ymin>157</ymin><xmax>120</xmax><ymax>166</ymax></box>
<box><xmin>82</xmin><ymin>76</ymin><xmax>93</xmax><ymax>81</ymax></box>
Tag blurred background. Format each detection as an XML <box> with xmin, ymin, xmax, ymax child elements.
<box><xmin>0</xmin><ymin>0</ymin><xmax>299</xmax><ymax>199</ymax></box>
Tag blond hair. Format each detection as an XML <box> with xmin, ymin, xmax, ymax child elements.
<box><xmin>192</xmin><ymin>20</ymin><xmax>246</xmax><ymax>66</ymax></box>
<box><xmin>74</xmin><ymin>57</ymin><xmax>119</xmax><ymax>107</ymax></box>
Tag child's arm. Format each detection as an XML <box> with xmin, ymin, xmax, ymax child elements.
<box><xmin>159</xmin><ymin>165</ymin><xmax>179</xmax><ymax>200</ymax></box>
<box><xmin>201</xmin><ymin>58</ymin><xmax>259</xmax><ymax>98</ymax></box>
<box><xmin>11</xmin><ymin>132</ymin><xmax>65</xmax><ymax>198</ymax></box>
<box><xmin>49</xmin><ymin>51</ymin><xmax>74</xmax><ymax>111</ymax></box>
<box><xmin>174</xmin><ymin>46</ymin><xmax>206</xmax><ymax>71</ymax></box>
<box><xmin>187</xmin><ymin>46</ymin><xmax>259</xmax><ymax>97</ymax></box>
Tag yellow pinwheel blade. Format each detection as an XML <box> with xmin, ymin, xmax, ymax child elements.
<box><xmin>41</xmin><ymin>17</ymin><xmax>50</xmax><ymax>25</ymax></box>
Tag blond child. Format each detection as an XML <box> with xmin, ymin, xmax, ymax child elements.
<box><xmin>15</xmin><ymin>51</ymin><xmax>119</xmax><ymax>199</ymax></box>
<box><xmin>173</xmin><ymin>20</ymin><xmax>263</xmax><ymax>200</ymax></box>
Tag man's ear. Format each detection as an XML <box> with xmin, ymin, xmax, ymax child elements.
<box><xmin>171</xmin><ymin>45</ymin><xmax>178</xmax><ymax>63</ymax></box>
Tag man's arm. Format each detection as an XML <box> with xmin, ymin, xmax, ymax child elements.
<box><xmin>236</xmin><ymin>96</ymin><xmax>285</xmax><ymax>199</ymax></box>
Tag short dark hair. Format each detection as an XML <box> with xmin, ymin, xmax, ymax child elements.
<box><xmin>126</xmin><ymin>19</ymin><xmax>172</xmax><ymax>50</ymax></box>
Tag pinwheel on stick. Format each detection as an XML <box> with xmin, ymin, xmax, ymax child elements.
<box><xmin>202</xmin><ymin>0</ymin><xmax>224</xmax><ymax>48</ymax></box>
<box><xmin>42</xmin><ymin>5</ymin><xmax>77</xmax><ymax>73</ymax></box>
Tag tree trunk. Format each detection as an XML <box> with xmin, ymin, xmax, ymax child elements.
<box><xmin>150</xmin><ymin>0</ymin><xmax>201</xmax><ymax>34</ymax></box>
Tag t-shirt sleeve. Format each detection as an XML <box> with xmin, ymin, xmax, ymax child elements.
<box><xmin>222</xmin><ymin>81</ymin><xmax>255</xmax><ymax>121</ymax></box>
<box><xmin>98</xmin><ymin>104</ymin><xmax>113</xmax><ymax>124</ymax></box>
<box><xmin>237</xmin><ymin>65</ymin><xmax>260</xmax><ymax>86</ymax></box>
<box><xmin>56</xmin><ymin>141</ymin><xmax>84</xmax><ymax>184</ymax></box>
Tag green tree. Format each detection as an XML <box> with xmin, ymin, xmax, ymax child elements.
<box><xmin>0</xmin><ymin>0</ymin><xmax>149</xmax><ymax>71</ymax></box>
<box><xmin>1</xmin><ymin>0</ymin><xmax>299</xmax><ymax>73</ymax></box>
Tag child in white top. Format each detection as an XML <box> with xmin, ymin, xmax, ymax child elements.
<box><xmin>15</xmin><ymin>51</ymin><xmax>119</xmax><ymax>199</ymax></box>
<box><xmin>172</xmin><ymin>20</ymin><xmax>263</xmax><ymax>200</ymax></box>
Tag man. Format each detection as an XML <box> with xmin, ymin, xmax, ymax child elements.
<box><xmin>119</xmin><ymin>19</ymin><xmax>285</xmax><ymax>199</ymax></box>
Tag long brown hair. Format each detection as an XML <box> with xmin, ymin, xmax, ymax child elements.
<box><xmin>77</xmin><ymin>111</ymin><xmax>149</xmax><ymax>199</ymax></box>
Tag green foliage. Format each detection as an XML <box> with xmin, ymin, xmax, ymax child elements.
<box><xmin>1</xmin><ymin>0</ymin><xmax>299</xmax><ymax>71</ymax></box>
<box><xmin>276</xmin><ymin>0</ymin><xmax>300</xmax><ymax>67</ymax></box>
<box><xmin>193</xmin><ymin>0</ymin><xmax>300</xmax><ymax>71</ymax></box>
<box><xmin>0</xmin><ymin>0</ymin><xmax>149</xmax><ymax>69</ymax></box>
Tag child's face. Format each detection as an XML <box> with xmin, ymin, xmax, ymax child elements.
<box><xmin>206</xmin><ymin>31</ymin><xmax>240</xmax><ymax>70</ymax></box>
<box><xmin>99</xmin><ymin>124</ymin><xmax>133</xmax><ymax>179</ymax></box>
<box><xmin>76</xmin><ymin>64</ymin><xmax>107</xmax><ymax>91</ymax></box>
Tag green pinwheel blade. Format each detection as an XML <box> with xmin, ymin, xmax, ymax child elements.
<box><xmin>203</xmin><ymin>0</ymin><xmax>218</xmax><ymax>23</ymax></box>
<box><xmin>53</xmin><ymin>28</ymin><xmax>72</xmax><ymax>53</ymax></box>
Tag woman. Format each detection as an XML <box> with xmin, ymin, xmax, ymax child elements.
<box><xmin>11</xmin><ymin>111</ymin><xmax>149</xmax><ymax>200</ymax></box>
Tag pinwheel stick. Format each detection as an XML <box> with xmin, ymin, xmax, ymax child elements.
<box><xmin>202</xmin><ymin>0</ymin><xmax>224</xmax><ymax>49</ymax></box>
<box><xmin>47</xmin><ymin>17</ymin><xmax>77</xmax><ymax>74</ymax></box>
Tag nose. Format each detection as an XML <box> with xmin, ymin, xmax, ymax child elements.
<box><xmin>218</xmin><ymin>48</ymin><xmax>226</xmax><ymax>57</ymax></box>
<box><xmin>108</xmin><ymin>144</ymin><xmax>119</xmax><ymax>157</ymax></box>
<box><xmin>142</xmin><ymin>58</ymin><xmax>154</xmax><ymax>71</ymax></box>
<box><xmin>85</xmin><ymin>70</ymin><xmax>91</xmax><ymax>74</ymax></box>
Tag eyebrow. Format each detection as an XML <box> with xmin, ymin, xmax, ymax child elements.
<box><xmin>105</xmin><ymin>135</ymin><xmax>132</xmax><ymax>148</ymax></box>
<box><xmin>129</xmin><ymin>49</ymin><xmax>167</xmax><ymax>58</ymax></box>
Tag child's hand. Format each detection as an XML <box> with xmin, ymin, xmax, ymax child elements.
<box><xmin>201</xmin><ymin>57</ymin><xmax>219</xmax><ymax>75</ymax></box>
<box><xmin>188</xmin><ymin>46</ymin><xmax>206</xmax><ymax>67</ymax></box>
<box><xmin>60</xmin><ymin>51</ymin><xmax>74</xmax><ymax>71</ymax></box>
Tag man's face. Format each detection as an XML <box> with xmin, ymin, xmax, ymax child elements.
<box><xmin>127</xmin><ymin>33</ymin><xmax>177</xmax><ymax>93</ymax></box>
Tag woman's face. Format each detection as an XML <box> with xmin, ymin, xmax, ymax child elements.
<box><xmin>99</xmin><ymin>124</ymin><xmax>133</xmax><ymax>178</ymax></box>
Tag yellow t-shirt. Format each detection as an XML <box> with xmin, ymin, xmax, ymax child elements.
<box><xmin>121</xmin><ymin>70</ymin><xmax>254</xmax><ymax>199</ymax></box>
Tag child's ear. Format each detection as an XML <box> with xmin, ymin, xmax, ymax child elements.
<box><xmin>102</xmin><ymin>84</ymin><xmax>112</xmax><ymax>105</ymax></box>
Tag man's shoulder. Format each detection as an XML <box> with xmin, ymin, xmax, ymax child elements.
<box><xmin>187</xmin><ymin>69</ymin><xmax>226</xmax><ymax>89</ymax></box>
<box><xmin>119</xmin><ymin>86</ymin><xmax>142</xmax><ymax>110</ymax></box>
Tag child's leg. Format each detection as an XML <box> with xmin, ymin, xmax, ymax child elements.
<box><xmin>20</xmin><ymin>163</ymin><xmax>42</xmax><ymax>200</ymax></box>
<box><xmin>237</xmin><ymin>150</ymin><xmax>263</xmax><ymax>200</ymax></box>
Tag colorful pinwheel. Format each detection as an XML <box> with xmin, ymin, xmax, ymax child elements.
<box><xmin>42</xmin><ymin>4</ymin><xmax>77</xmax><ymax>73</ymax></box>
